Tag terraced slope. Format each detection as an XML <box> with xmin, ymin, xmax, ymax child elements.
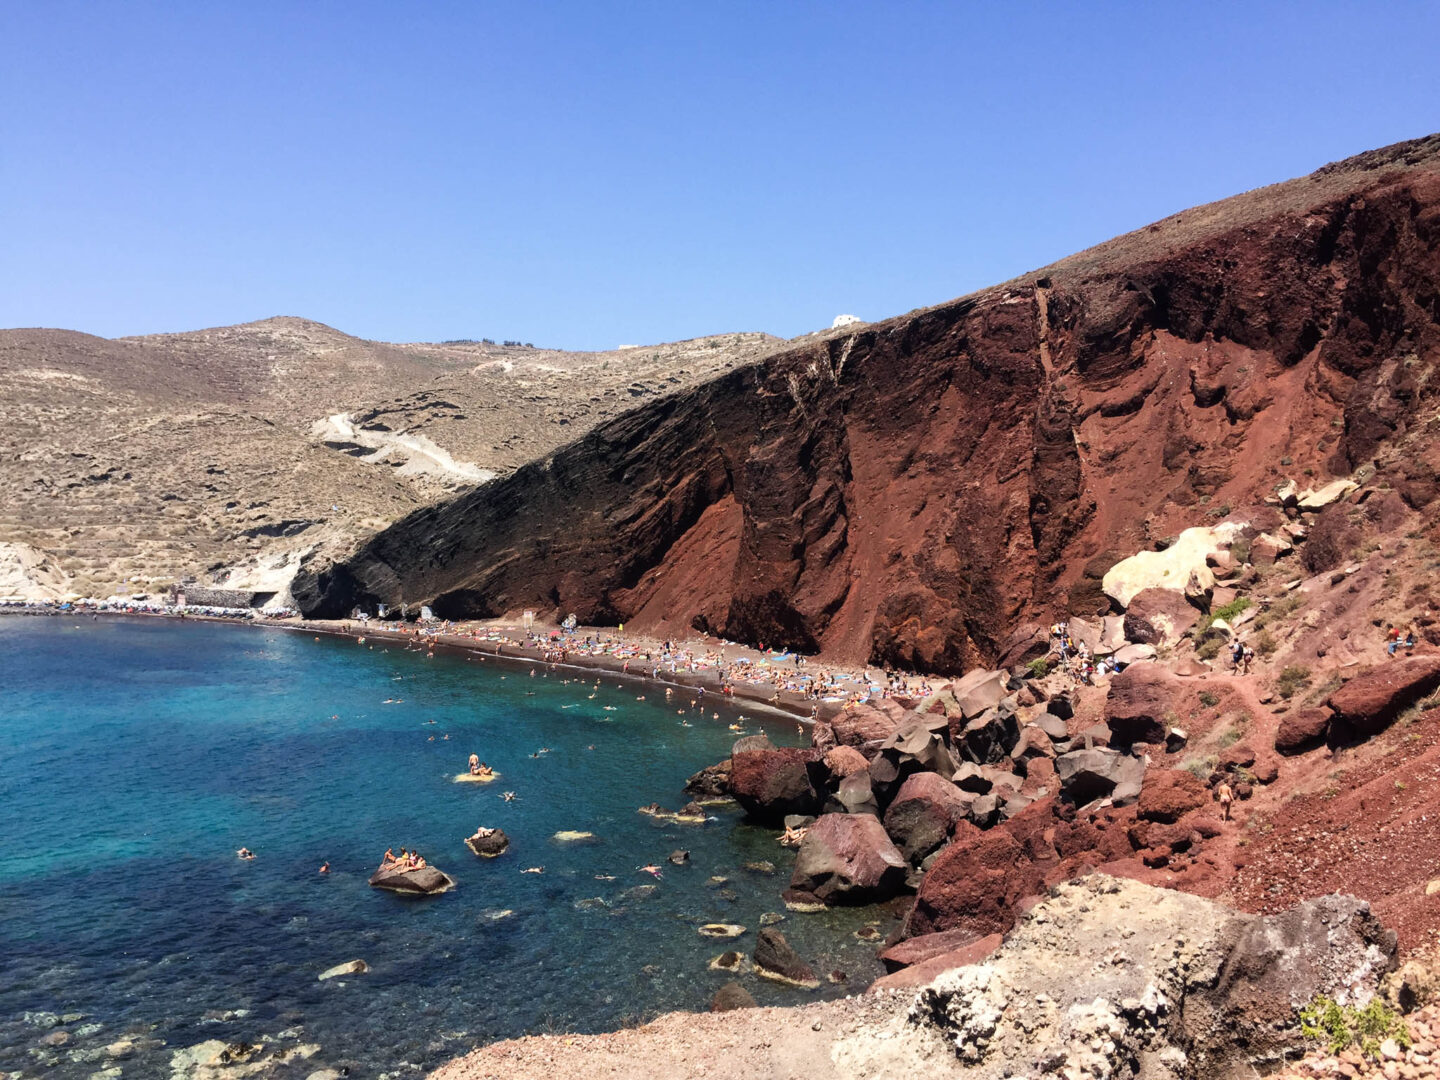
<box><xmin>0</xmin><ymin>316</ymin><xmax>780</xmax><ymax>597</ymax></box>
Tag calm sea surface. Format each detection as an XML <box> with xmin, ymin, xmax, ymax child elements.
<box><xmin>0</xmin><ymin>617</ymin><xmax>892</xmax><ymax>1078</ymax></box>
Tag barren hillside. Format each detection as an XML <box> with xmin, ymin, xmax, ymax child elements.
<box><xmin>0</xmin><ymin>317</ymin><xmax>780</xmax><ymax>598</ymax></box>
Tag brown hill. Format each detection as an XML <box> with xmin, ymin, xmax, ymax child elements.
<box><xmin>0</xmin><ymin>316</ymin><xmax>779</xmax><ymax>598</ymax></box>
<box><xmin>295</xmin><ymin>134</ymin><xmax>1440</xmax><ymax>671</ymax></box>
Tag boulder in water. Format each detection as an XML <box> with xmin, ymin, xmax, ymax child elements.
<box><xmin>317</xmin><ymin>959</ymin><xmax>368</xmax><ymax>982</ymax></box>
<box><xmin>710</xmin><ymin>981</ymin><xmax>757</xmax><ymax>1012</ymax></box>
<box><xmin>698</xmin><ymin>923</ymin><xmax>746</xmax><ymax>938</ymax></box>
<box><xmin>788</xmin><ymin>813</ymin><xmax>907</xmax><ymax>904</ymax></box>
<box><xmin>708</xmin><ymin>950</ymin><xmax>746</xmax><ymax>973</ymax></box>
<box><xmin>368</xmin><ymin>863</ymin><xmax>454</xmax><ymax>895</ymax></box>
<box><xmin>465</xmin><ymin>829</ymin><xmax>510</xmax><ymax>857</ymax></box>
<box><xmin>729</xmin><ymin>747</ymin><xmax>822</xmax><ymax>823</ymax></box>
<box><xmin>753</xmin><ymin>927</ymin><xmax>819</xmax><ymax>989</ymax></box>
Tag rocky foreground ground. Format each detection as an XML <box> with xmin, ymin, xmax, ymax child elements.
<box><xmin>433</xmin><ymin>876</ymin><xmax>1407</xmax><ymax>1080</ymax></box>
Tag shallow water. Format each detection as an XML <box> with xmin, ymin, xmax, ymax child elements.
<box><xmin>0</xmin><ymin>617</ymin><xmax>895</xmax><ymax>1078</ymax></box>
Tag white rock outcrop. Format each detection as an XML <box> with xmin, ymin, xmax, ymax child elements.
<box><xmin>1102</xmin><ymin>523</ymin><xmax>1247</xmax><ymax>610</ymax></box>
<box><xmin>0</xmin><ymin>542</ymin><xmax>69</xmax><ymax>601</ymax></box>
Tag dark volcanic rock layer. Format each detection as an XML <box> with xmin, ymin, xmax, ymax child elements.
<box><xmin>296</xmin><ymin>135</ymin><xmax>1440</xmax><ymax>672</ymax></box>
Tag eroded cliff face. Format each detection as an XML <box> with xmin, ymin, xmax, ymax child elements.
<box><xmin>295</xmin><ymin>136</ymin><xmax>1440</xmax><ymax>672</ymax></box>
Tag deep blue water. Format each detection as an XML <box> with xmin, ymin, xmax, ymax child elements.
<box><xmin>0</xmin><ymin>617</ymin><xmax>893</xmax><ymax>1078</ymax></box>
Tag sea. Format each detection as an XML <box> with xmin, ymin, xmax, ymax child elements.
<box><xmin>0</xmin><ymin>617</ymin><xmax>894</xmax><ymax>1078</ymax></box>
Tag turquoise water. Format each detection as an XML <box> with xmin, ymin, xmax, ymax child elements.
<box><xmin>0</xmin><ymin>617</ymin><xmax>894</xmax><ymax>1078</ymax></box>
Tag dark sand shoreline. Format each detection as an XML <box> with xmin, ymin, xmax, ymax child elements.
<box><xmin>2</xmin><ymin>606</ymin><xmax>846</xmax><ymax>724</ymax></box>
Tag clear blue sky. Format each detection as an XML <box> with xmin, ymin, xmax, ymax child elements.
<box><xmin>2</xmin><ymin>2</ymin><xmax>1437</xmax><ymax>350</ymax></box>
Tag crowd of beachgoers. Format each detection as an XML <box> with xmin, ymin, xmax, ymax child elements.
<box><xmin>0</xmin><ymin>597</ymin><xmax>300</xmax><ymax>620</ymax></box>
<box><xmin>338</xmin><ymin>615</ymin><xmax>934</xmax><ymax>710</ymax></box>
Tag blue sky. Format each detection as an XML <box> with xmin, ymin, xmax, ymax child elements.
<box><xmin>2</xmin><ymin>2</ymin><xmax>1437</xmax><ymax>349</ymax></box>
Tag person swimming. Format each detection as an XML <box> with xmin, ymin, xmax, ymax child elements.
<box><xmin>236</xmin><ymin>847</ymin><xmax>255</xmax><ymax>860</ymax></box>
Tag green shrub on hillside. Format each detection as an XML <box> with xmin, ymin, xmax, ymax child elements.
<box><xmin>1299</xmin><ymin>996</ymin><xmax>1410</xmax><ymax>1059</ymax></box>
<box><xmin>1276</xmin><ymin>665</ymin><xmax>1312</xmax><ymax>699</ymax></box>
<box><xmin>1197</xmin><ymin>597</ymin><xmax>1252</xmax><ymax>638</ymax></box>
<box><xmin>1026</xmin><ymin>657</ymin><xmax>1053</xmax><ymax>679</ymax></box>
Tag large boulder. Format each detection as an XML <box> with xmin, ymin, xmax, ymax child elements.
<box><xmin>1274</xmin><ymin>708</ymin><xmax>1330</xmax><ymax>755</ymax></box>
<box><xmin>1068</xmin><ymin>617</ymin><xmax>1125</xmax><ymax>657</ymax></box>
<box><xmin>1326</xmin><ymin>657</ymin><xmax>1440</xmax><ymax>739</ymax></box>
<box><xmin>1055</xmin><ymin>747</ymin><xmax>1146</xmax><ymax>807</ymax></box>
<box><xmin>1009</xmin><ymin>725</ymin><xmax>1056</xmax><ymax>768</ymax></box>
<box><xmin>951</xmin><ymin>668</ymin><xmax>1009</xmax><ymax>718</ymax></box>
<box><xmin>1104</xmin><ymin>665</ymin><xmax>1178</xmax><ymax>748</ymax></box>
<box><xmin>1249</xmin><ymin>531</ymin><xmax>1294</xmax><ymax>567</ymax></box>
<box><xmin>905</xmin><ymin>826</ymin><xmax>1044</xmax><ymax>939</ymax></box>
<box><xmin>731</xmin><ymin>734</ymin><xmax>775</xmax><ymax>755</ymax></box>
<box><xmin>1123</xmin><ymin>587</ymin><xmax>1201</xmax><ymax>646</ymax></box>
<box><xmin>831</xmin><ymin>700</ymin><xmax>909</xmax><ymax>746</ymax></box>
<box><xmin>880</xmin><ymin>716</ymin><xmax>957</xmax><ymax>774</ymax></box>
<box><xmin>1183</xmin><ymin>893</ymin><xmax>1396</xmax><ymax>1069</ymax></box>
<box><xmin>956</xmin><ymin>707</ymin><xmax>1020</xmax><ymax>765</ymax></box>
<box><xmin>464</xmin><ymin>828</ymin><xmax>511</xmax><ymax>858</ymax></box>
<box><xmin>1136</xmin><ymin>769</ymin><xmax>1207</xmax><ymax>823</ymax></box>
<box><xmin>830</xmin><ymin>770</ymin><xmax>880</xmax><ymax>816</ymax></box>
<box><xmin>729</xmin><ymin>748</ymin><xmax>822</xmax><ymax>823</ymax></box>
<box><xmin>821</xmin><ymin>744</ymin><xmax>870</xmax><ymax>779</ymax></box>
<box><xmin>1296</xmin><ymin>478</ymin><xmax>1358</xmax><ymax>510</ymax></box>
<box><xmin>684</xmin><ymin>759</ymin><xmax>731</xmax><ymax>797</ymax></box>
<box><xmin>1098</xmin><ymin>615</ymin><xmax>1128</xmax><ymax>655</ymax></box>
<box><xmin>868</xmin><ymin>717</ymin><xmax>956</xmax><ymax>807</ymax></box>
<box><xmin>752</xmin><ymin>928</ymin><xmax>819</xmax><ymax>989</ymax></box>
<box><xmin>1102</xmin><ymin>524</ymin><xmax>1244</xmax><ymax>609</ymax></box>
<box><xmin>868</xmin><ymin>933</ymin><xmax>1004</xmax><ymax>992</ymax></box>
<box><xmin>878</xmin><ymin>927</ymin><xmax>989</xmax><ymax>973</ymax></box>
<box><xmin>368</xmin><ymin>864</ymin><xmax>454</xmax><ymax>895</ymax></box>
<box><xmin>1031</xmin><ymin>711</ymin><xmax>1070</xmax><ymax>742</ymax></box>
<box><xmin>709</xmin><ymin>981</ymin><xmax>757</xmax><ymax>1012</ymax></box>
<box><xmin>788</xmin><ymin>813</ymin><xmax>908</xmax><ymax>904</ymax></box>
<box><xmin>883</xmin><ymin>772</ymin><xmax>973</xmax><ymax>864</ymax></box>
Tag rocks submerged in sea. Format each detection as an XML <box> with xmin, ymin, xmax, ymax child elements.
<box><xmin>752</xmin><ymin>928</ymin><xmax>819</xmax><ymax>990</ymax></box>
<box><xmin>317</xmin><ymin>959</ymin><xmax>368</xmax><ymax>982</ymax></box>
<box><xmin>698</xmin><ymin>923</ymin><xmax>746</xmax><ymax>939</ymax></box>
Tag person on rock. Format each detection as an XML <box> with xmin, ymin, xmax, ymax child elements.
<box><xmin>1216</xmin><ymin>780</ymin><xmax>1234</xmax><ymax>822</ymax></box>
<box><xmin>1240</xmin><ymin>645</ymin><xmax>1255</xmax><ymax>675</ymax></box>
<box><xmin>469</xmin><ymin>753</ymin><xmax>481</xmax><ymax>775</ymax></box>
<box><xmin>1230</xmin><ymin>639</ymin><xmax>1244</xmax><ymax>670</ymax></box>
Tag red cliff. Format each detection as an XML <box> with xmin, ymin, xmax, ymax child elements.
<box><xmin>295</xmin><ymin>135</ymin><xmax>1440</xmax><ymax>673</ymax></box>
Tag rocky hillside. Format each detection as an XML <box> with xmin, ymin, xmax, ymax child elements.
<box><xmin>432</xmin><ymin>876</ymin><xmax>1403</xmax><ymax>1080</ymax></box>
<box><xmin>0</xmin><ymin>317</ymin><xmax>779</xmax><ymax>598</ymax></box>
<box><xmin>296</xmin><ymin>134</ymin><xmax>1440</xmax><ymax>674</ymax></box>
